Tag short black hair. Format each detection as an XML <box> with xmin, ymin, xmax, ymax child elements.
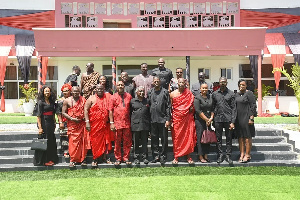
<box><xmin>176</xmin><ymin>67</ymin><xmax>183</xmax><ymax>71</ymax></box>
<box><xmin>238</xmin><ymin>79</ymin><xmax>247</xmax><ymax>86</ymax></box>
<box><xmin>72</xmin><ymin>65</ymin><xmax>80</xmax><ymax>71</ymax></box>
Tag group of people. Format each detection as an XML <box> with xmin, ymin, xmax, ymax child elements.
<box><xmin>33</xmin><ymin>58</ymin><xmax>257</xmax><ymax>168</ymax></box>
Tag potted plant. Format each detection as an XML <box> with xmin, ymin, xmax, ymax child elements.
<box><xmin>19</xmin><ymin>82</ymin><xmax>38</xmax><ymax>116</ymax></box>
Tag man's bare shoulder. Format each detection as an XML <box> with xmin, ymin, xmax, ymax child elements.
<box><xmin>87</xmin><ymin>95</ymin><xmax>96</xmax><ymax>102</ymax></box>
<box><xmin>63</xmin><ymin>96</ymin><xmax>73</xmax><ymax>106</ymax></box>
<box><xmin>170</xmin><ymin>89</ymin><xmax>180</xmax><ymax>99</ymax></box>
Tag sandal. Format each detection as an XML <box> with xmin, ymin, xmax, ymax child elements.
<box><xmin>114</xmin><ymin>160</ymin><xmax>121</xmax><ymax>166</ymax></box>
<box><xmin>45</xmin><ymin>161</ymin><xmax>54</xmax><ymax>166</ymax></box>
<box><xmin>205</xmin><ymin>158</ymin><xmax>211</xmax><ymax>163</ymax></box>
<box><xmin>238</xmin><ymin>157</ymin><xmax>244</xmax><ymax>163</ymax></box>
<box><xmin>200</xmin><ymin>159</ymin><xmax>207</xmax><ymax>163</ymax></box>
<box><xmin>172</xmin><ymin>158</ymin><xmax>178</xmax><ymax>164</ymax></box>
<box><xmin>242</xmin><ymin>156</ymin><xmax>251</xmax><ymax>163</ymax></box>
<box><xmin>187</xmin><ymin>158</ymin><xmax>194</xmax><ymax>164</ymax></box>
<box><xmin>105</xmin><ymin>158</ymin><xmax>112</xmax><ymax>164</ymax></box>
<box><xmin>69</xmin><ymin>162</ymin><xmax>75</xmax><ymax>168</ymax></box>
<box><xmin>64</xmin><ymin>153</ymin><xmax>70</xmax><ymax>158</ymax></box>
<box><xmin>81</xmin><ymin>160</ymin><xmax>87</xmax><ymax>166</ymax></box>
<box><xmin>92</xmin><ymin>161</ymin><xmax>98</xmax><ymax>167</ymax></box>
<box><xmin>124</xmin><ymin>160</ymin><xmax>132</xmax><ymax>165</ymax></box>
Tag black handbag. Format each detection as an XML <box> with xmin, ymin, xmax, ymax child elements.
<box><xmin>31</xmin><ymin>138</ymin><xmax>48</xmax><ymax>151</ymax></box>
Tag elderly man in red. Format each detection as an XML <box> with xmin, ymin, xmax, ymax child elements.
<box><xmin>62</xmin><ymin>86</ymin><xmax>87</xmax><ymax>168</ymax></box>
<box><xmin>109</xmin><ymin>81</ymin><xmax>132</xmax><ymax>165</ymax></box>
<box><xmin>84</xmin><ymin>84</ymin><xmax>109</xmax><ymax>168</ymax></box>
<box><xmin>170</xmin><ymin>78</ymin><xmax>196</xmax><ymax>164</ymax></box>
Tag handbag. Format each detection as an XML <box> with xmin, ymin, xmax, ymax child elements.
<box><xmin>201</xmin><ymin>127</ymin><xmax>217</xmax><ymax>144</ymax></box>
<box><xmin>31</xmin><ymin>138</ymin><xmax>48</xmax><ymax>151</ymax></box>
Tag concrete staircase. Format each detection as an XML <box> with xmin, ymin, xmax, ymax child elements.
<box><xmin>0</xmin><ymin>127</ymin><xmax>299</xmax><ymax>171</ymax></box>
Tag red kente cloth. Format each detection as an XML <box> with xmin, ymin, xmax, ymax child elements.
<box><xmin>89</xmin><ymin>94</ymin><xmax>109</xmax><ymax>159</ymax></box>
<box><xmin>67</xmin><ymin>96</ymin><xmax>87</xmax><ymax>163</ymax></box>
<box><xmin>171</xmin><ymin>89</ymin><xmax>196</xmax><ymax>158</ymax></box>
<box><xmin>109</xmin><ymin>92</ymin><xmax>132</xmax><ymax>129</ymax></box>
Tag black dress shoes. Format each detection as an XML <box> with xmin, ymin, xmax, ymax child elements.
<box><xmin>160</xmin><ymin>157</ymin><xmax>166</xmax><ymax>164</ymax></box>
<box><xmin>151</xmin><ymin>157</ymin><xmax>160</xmax><ymax>163</ymax></box>
<box><xmin>217</xmin><ymin>155</ymin><xmax>223</xmax><ymax>163</ymax></box>
<box><xmin>134</xmin><ymin>159</ymin><xmax>140</xmax><ymax>165</ymax></box>
<box><xmin>225</xmin><ymin>155</ymin><xmax>233</xmax><ymax>165</ymax></box>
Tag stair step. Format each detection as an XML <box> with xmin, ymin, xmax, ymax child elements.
<box><xmin>0</xmin><ymin>142</ymin><xmax>293</xmax><ymax>157</ymax></box>
<box><xmin>1</xmin><ymin>159</ymin><xmax>300</xmax><ymax>172</ymax></box>
<box><xmin>0</xmin><ymin>150</ymin><xmax>298</xmax><ymax>165</ymax></box>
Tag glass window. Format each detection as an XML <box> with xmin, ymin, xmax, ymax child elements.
<box><xmin>103</xmin><ymin>22</ymin><xmax>131</xmax><ymax>28</ymax></box>
<box><xmin>18</xmin><ymin>66</ymin><xmax>38</xmax><ymax>80</ymax></box>
<box><xmin>239</xmin><ymin>64</ymin><xmax>253</xmax><ymax>78</ymax></box>
<box><xmin>221</xmin><ymin>68</ymin><xmax>226</xmax><ymax>77</ymax></box>
<box><xmin>4</xmin><ymin>82</ymin><xmax>18</xmax><ymax>99</ymax></box>
<box><xmin>5</xmin><ymin>66</ymin><xmax>17</xmax><ymax>80</ymax></box>
<box><xmin>220</xmin><ymin>68</ymin><xmax>232</xmax><ymax>79</ymax></box>
<box><xmin>5</xmin><ymin>64</ymin><xmax>58</xmax><ymax>99</ymax></box>
<box><xmin>46</xmin><ymin>66</ymin><xmax>58</xmax><ymax>80</ymax></box>
<box><xmin>227</xmin><ymin>69</ymin><xmax>232</xmax><ymax>79</ymax></box>
<box><xmin>198</xmin><ymin>68</ymin><xmax>210</xmax><ymax>79</ymax></box>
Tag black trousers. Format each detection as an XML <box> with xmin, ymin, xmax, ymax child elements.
<box><xmin>151</xmin><ymin>123</ymin><xmax>168</xmax><ymax>159</ymax></box>
<box><xmin>214</xmin><ymin>122</ymin><xmax>232</xmax><ymax>156</ymax></box>
<box><xmin>133</xmin><ymin>130</ymin><xmax>149</xmax><ymax>160</ymax></box>
<box><xmin>195</xmin><ymin>119</ymin><xmax>210</xmax><ymax>155</ymax></box>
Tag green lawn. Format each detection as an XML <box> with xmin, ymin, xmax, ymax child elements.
<box><xmin>0</xmin><ymin>167</ymin><xmax>300</xmax><ymax>200</ymax></box>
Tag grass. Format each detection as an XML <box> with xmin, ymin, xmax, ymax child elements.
<box><xmin>255</xmin><ymin>116</ymin><xmax>298</xmax><ymax>124</ymax></box>
<box><xmin>0</xmin><ymin>115</ymin><xmax>36</xmax><ymax>124</ymax></box>
<box><xmin>0</xmin><ymin>167</ymin><xmax>299</xmax><ymax>200</ymax></box>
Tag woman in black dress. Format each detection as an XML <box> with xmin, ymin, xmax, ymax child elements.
<box><xmin>33</xmin><ymin>86</ymin><xmax>58</xmax><ymax>166</ymax></box>
<box><xmin>235</xmin><ymin>79</ymin><xmax>256</xmax><ymax>163</ymax></box>
<box><xmin>194</xmin><ymin>83</ymin><xmax>214</xmax><ymax>163</ymax></box>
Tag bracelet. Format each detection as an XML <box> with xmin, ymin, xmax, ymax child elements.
<box><xmin>110</xmin><ymin>122</ymin><xmax>114</xmax><ymax>124</ymax></box>
<box><xmin>85</xmin><ymin>120</ymin><xmax>89</xmax><ymax>122</ymax></box>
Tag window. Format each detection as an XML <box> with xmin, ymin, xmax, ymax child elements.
<box><xmin>221</xmin><ymin>68</ymin><xmax>232</xmax><ymax>79</ymax></box>
<box><xmin>4</xmin><ymin>65</ymin><xmax>59</xmax><ymax>99</ymax></box>
<box><xmin>198</xmin><ymin>68</ymin><xmax>210</xmax><ymax>79</ymax></box>
<box><xmin>103</xmin><ymin>22</ymin><xmax>131</xmax><ymax>28</ymax></box>
<box><xmin>239</xmin><ymin>64</ymin><xmax>253</xmax><ymax>78</ymax></box>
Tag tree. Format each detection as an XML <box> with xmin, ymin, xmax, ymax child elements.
<box><xmin>273</xmin><ymin>63</ymin><xmax>300</xmax><ymax>125</ymax></box>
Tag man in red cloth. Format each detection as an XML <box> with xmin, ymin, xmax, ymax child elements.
<box><xmin>109</xmin><ymin>81</ymin><xmax>132</xmax><ymax>165</ymax></box>
<box><xmin>84</xmin><ymin>84</ymin><xmax>109</xmax><ymax>167</ymax></box>
<box><xmin>170</xmin><ymin>78</ymin><xmax>196</xmax><ymax>164</ymax></box>
<box><xmin>62</xmin><ymin>86</ymin><xmax>87</xmax><ymax>168</ymax></box>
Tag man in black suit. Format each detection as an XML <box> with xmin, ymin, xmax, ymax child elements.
<box><xmin>212</xmin><ymin>77</ymin><xmax>236</xmax><ymax>165</ymax></box>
